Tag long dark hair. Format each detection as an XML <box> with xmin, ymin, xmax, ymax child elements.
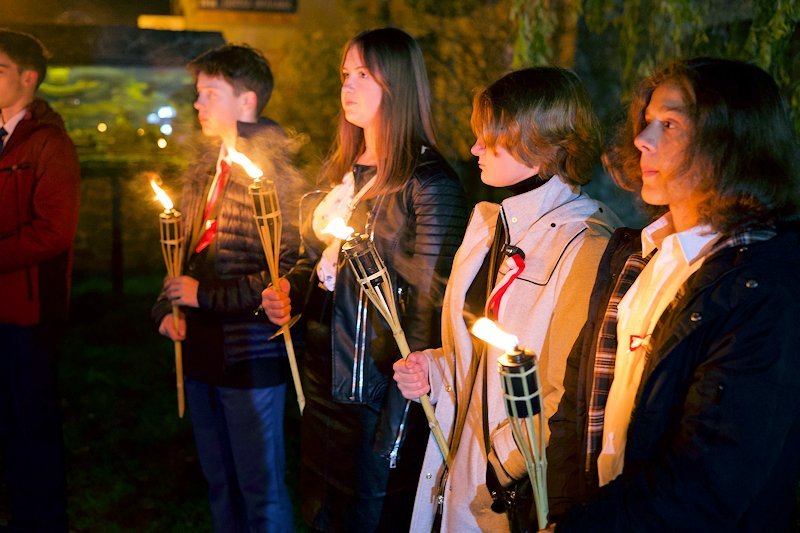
<box><xmin>605</xmin><ymin>57</ymin><xmax>800</xmax><ymax>233</ymax></box>
<box><xmin>320</xmin><ymin>27</ymin><xmax>438</xmax><ymax>196</ymax></box>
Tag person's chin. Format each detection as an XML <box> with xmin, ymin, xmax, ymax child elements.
<box><xmin>198</xmin><ymin>123</ymin><xmax>215</xmax><ymax>137</ymax></box>
<box><xmin>479</xmin><ymin>173</ymin><xmax>499</xmax><ymax>187</ymax></box>
<box><xmin>343</xmin><ymin>112</ymin><xmax>364</xmax><ymax>128</ymax></box>
<box><xmin>640</xmin><ymin>188</ymin><xmax>665</xmax><ymax>206</ymax></box>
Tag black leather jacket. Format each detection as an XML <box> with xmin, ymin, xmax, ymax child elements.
<box><xmin>287</xmin><ymin>148</ymin><xmax>469</xmax><ymax>458</ymax></box>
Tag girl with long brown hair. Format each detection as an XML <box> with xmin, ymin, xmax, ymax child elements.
<box><xmin>262</xmin><ymin>27</ymin><xmax>469</xmax><ymax>532</ymax></box>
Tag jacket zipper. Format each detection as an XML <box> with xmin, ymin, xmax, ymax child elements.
<box><xmin>388</xmin><ymin>400</ymin><xmax>411</xmax><ymax>468</ymax></box>
<box><xmin>350</xmin><ymin>292</ymin><xmax>368</xmax><ymax>401</ymax></box>
<box><xmin>347</xmin><ymin>174</ymin><xmax>382</xmax><ymax>402</ymax></box>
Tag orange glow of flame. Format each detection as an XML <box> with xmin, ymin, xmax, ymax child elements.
<box><xmin>150</xmin><ymin>179</ymin><xmax>174</xmax><ymax>211</ymax></box>
<box><xmin>471</xmin><ymin>318</ymin><xmax>519</xmax><ymax>353</ymax></box>
<box><xmin>228</xmin><ymin>148</ymin><xmax>264</xmax><ymax>180</ymax></box>
<box><xmin>322</xmin><ymin>217</ymin><xmax>355</xmax><ymax>240</ymax></box>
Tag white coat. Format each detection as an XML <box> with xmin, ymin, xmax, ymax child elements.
<box><xmin>409</xmin><ymin>176</ymin><xmax>620</xmax><ymax>532</ymax></box>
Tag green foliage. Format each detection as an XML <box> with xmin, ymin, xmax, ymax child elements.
<box><xmin>399</xmin><ymin>1</ymin><xmax>511</xmax><ymax>159</ymax></box>
<box><xmin>510</xmin><ymin>0</ymin><xmax>559</xmax><ymax>67</ymax></box>
<box><xmin>40</xmin><ymin>66</ymin><xmax>196</xmax><ymax>164</ymax></box>
<box><xmin>743</xmin><ymin>0</ymin><xmax>800</xmax><ymax>131</ymax></box>
<box><xmin>576</xmin><ymin>0</ymin><xmax>800</xmax><ymax>130</ymax></box>
<box><xmin>405</xmin><ymin>0</ymin><xmax>487</xmax><ymax>17</ymax></box>
<box><xmin>268</xmin><ymin>26</ymin><xmax>352</xmax><ymax>183</ymax></box>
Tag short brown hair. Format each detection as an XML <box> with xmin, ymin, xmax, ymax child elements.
<box><xmin>471</xmin><ymin>67</ymin><xmax>601</xmax><ymax>186</ymax></box>
<box><xmin>188</xmin><ymin>43</ymin><xmax>274</xmax><ymax>115</ymax></box>
<box><xmin>0</xmin><ymin>29</ymin><xmax>48</xmax><ymax>89</ymax></box>
<box><xmin>605</xmin><ymin>58</ymin><xmax>800</xmax><ymax>233</ymax></box>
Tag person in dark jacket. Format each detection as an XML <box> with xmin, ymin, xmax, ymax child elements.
<box><xmin>152</xmin><ymin>44</ymin><xmax>301</xmax><ymax>532</ymax></box>
<box><xmin>261</xmin><ymin>28</ymin><xmax>469</xmax><ymax>532</ymax></box>
<box><xmin>545</xmin><ymin>58</ymin><xmax>800</xmax><ymax>532</ymax></box>
<box><xmin>0</xmin><ymin>29</ymin><xmax>80</xmax><ymax>531</ymax></box>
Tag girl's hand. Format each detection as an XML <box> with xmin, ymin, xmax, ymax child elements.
<box><xmin>393</xmin><ymin>351</ymin><xmax>431</xmax><ymax>399</ymax></box>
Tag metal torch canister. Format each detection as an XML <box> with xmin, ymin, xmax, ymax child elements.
<box><xmin>341</xmin><ymin>233</ymin><xmax>385</xmax><ymax>288</ymax></box>
<box><xmin>497</xmin><ymin>348</ymin><xmax>541</xmax><ymax>419</ymax></box>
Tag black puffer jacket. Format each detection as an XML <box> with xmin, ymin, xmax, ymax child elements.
<box><xmin>153</xmin><ymin>118</ymin><xmax>302</xmax><ymax>366</ymax></box>
<box><xmin>549</xmin><ymin>226</ymin><xmax>800</xmax><ymax>532</ymax></box>
<box><xmin>287</xmin><ymin>147</ymin><xmax>470</xmax><ymax>456</ymax></box>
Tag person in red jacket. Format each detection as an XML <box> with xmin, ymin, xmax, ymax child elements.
<box><xmin>0</xmin><ymin>29</ymin><xmax>80</xmax><ymax>531</ymax></box>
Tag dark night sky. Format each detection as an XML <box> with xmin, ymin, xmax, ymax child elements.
<box><xmin>2</xmin><ymin>0</ymin><xmax>172</xmax><ymax>26</ymax></box>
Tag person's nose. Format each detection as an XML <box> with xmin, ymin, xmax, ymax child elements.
<box><xmin>634</xmin><ymin>122</ymin><xmax>658</xmax><ymax>153</ymax></box>
<box><xmin>342</xmin><ymin>76</ymin><xmax>355</xmax><ymax>93</ymax></box>
<box><xmin>193</xmin><ymin>95</ymin><xmax>204</xmax><ymax>111</ymax></box>
<box><xmin>470</xmin><ymin>140</ymin><xmax>485</xmax><ymax>157</ymax></box>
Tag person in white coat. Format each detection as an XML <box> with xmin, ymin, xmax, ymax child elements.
<box><xmin>393</xmin><ymin>67</ymin><xmax>621</xmax><ymax>532</ymax></box>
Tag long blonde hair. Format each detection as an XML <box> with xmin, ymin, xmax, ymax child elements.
<box><xmin>321</xmin><ymin>27</ymin><xmax>438</xmax><ymax>196</ymax></box>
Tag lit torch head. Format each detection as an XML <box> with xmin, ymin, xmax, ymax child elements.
<box><xmin>228</xmin><ymin>147</ymin><xmax>264</xmax><ymax>181</ymax></box>
<box><xmin>321</xmin><ymin>217</ymin><xmax>355</xmax><ymax>240</ymax></box>
<box><xmin>471</xmin><ymin>318</ymin><xmax>540</xmax><ymax>418</ymax></box>
<box><xmin>471</xmin><ymin>317</ymin><xmax>519</xmax><ymax>354</ymax></box>
<box><xmin>150</xmin><ymin>178</ymin><xmax>175</xmax><ymax>213</ymax></box>
<box><xmin>321</xmin><ymin>218</ymin><xmax>384</xmax><ymax>289</ymax></box>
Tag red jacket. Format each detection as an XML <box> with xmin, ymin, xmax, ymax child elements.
<box><xmin>0</xmin><ymin>98</ymin><xmax>80</xmax><ymax>325</ymax></box>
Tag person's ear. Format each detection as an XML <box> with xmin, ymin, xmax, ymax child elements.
<box><xmin>239</xmin><ymin>90</ymin><xmax>259</xmax><ymax>118</ymax></box>
<box><xmin>21</xmin><ymin>70</ymin><xmax>39</xmax><ymax>90</ymax></box>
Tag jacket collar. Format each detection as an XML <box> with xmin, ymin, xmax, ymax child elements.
<box><xmin>641</xmin><ymin>213</ymin><xmax>719</xmax><ymax>265</ymax></box>
<box><xmin>500</xmin><ymin>175</ymin><xmax>617</xmax><ymax>246</ymax></box>
<box><xmin>236</xmin><ymin>117</ymin><xmax>281</xmax><ymax>140</ymax></box>
<box><xmin>501</xmin><ymin>176</ymin><xmax>580</xmax><ymax>224</ymax></box>
<box><xmin>641</xmin><ymin>228</ymin><xmax>782</xmax><ymax>381</ymax></box>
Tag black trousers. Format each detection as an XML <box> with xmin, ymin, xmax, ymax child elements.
<box><xmin>0</xmin><ymin>323</ymin><xmax>67</xmax><ymax>532</ymax></box>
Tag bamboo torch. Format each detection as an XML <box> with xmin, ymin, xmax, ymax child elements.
<box><xmin>330</xmin><ymin>225</ymin><xmax>450</xmax><ymax>465</ymax></box>
<box><xmin>472</xmin><ymin>317</ymin><xmax>549</xmax><ymax>530</ymax></box>
<box><xmin>228</xmin><ymin>149</ymin><xmax>305</xmax><ymax>414</ymax></box>
<box><xmin>150</xmin><ymin>178</ymin><xmax>185</xmax><ymax>418</ymax></box>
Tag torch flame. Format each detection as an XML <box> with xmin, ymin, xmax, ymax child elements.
<box><xmin>471</xmin><ymin>318</ymin><xmax>519</xmax><ymax>354</ymax></box>
<box><xmin>322</xmin><ymin>217</ymin><xmax>355</xmax><ymax>240</ymax></box>
<box><xmin>150</xmin><ymin>179</ymin><xmax>174</xmax><ymax>212</ymax></box>
<box><xmin>228</xmin><ymin>148</ymin><xmax>264</xmax><ymax>180</ymax></box>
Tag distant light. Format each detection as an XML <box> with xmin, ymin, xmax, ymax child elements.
<box><xmin>136</xmin><ymin>128</ymin><xmax>145</xmax><ymax>136</ymax></box>
<box><xmin>157</xmin><ymin>106</ymin><xmax>176</xmax><ymax>119</ymax></box>
<box><xmin>157</xmin><ymin>138</ymin><xmax>168</xmax><ymax>149</ymax></box>
<box><xmin>147</xmin><ymin>113</ymin><xmax>159</xmax><ymax>124</ymax></box>
<box><xmin>97</xmin><ymin>122</ymin><xmax>108</xmax><ymax>133</ymax></box>
<box><xmin>159</xmin><ymin>123</ymin><xmax>173</xmax><ymax>136</ymax></box>
<box><xmin>71</xmin><ymin>98</ymin><xmax>80</xmax><ymax>106</ymax></box>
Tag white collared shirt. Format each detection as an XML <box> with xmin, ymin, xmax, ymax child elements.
<box><xmin>206</xmin><ymin>144</ymin><xmax>232</xmax><ymax>205</ymax></box>
<box><xmin>0</xmin><ymin>108</ymin><xmax>28</xmax><ymax>148</ymax></box>
<box><xmin>597</xmin><ymin>213</ymin><xmax>719</xmax><ymax>486</ymax></box>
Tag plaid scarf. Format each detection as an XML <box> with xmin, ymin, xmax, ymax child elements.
<box><xmin>584</xmin><ymin>228</ymin><xmax>776</xmax><ymax>473</ymax></box>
